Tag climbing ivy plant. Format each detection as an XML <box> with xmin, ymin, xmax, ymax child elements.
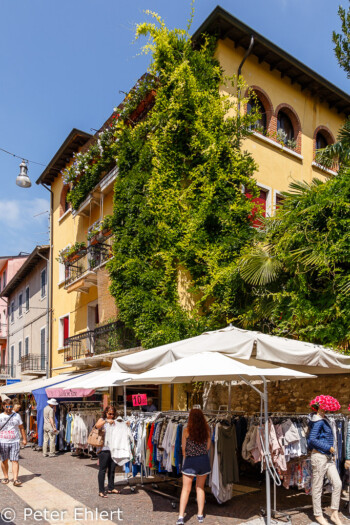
<box><xmin>108</xmin><ymin>11</ymin><xmax>260</xmax><ymax>348</ymax></box>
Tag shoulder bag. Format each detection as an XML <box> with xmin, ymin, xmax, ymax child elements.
<box><xmin>0</xmin><ymin>412</ymin><xmax>16</xmax><ymax>433</ymax></box>
<box><xmin>87</xmin><ymin>424</ymin><xmax>105</xmax><ymax>447</ymax></box>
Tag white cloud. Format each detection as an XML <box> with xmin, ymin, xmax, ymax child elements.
<box><xmin>0</xmin><ymin>198</ymin><xmax>49</xmax><ymax>229</ymax></box>
<box><xmin>0</xmin><ymin>198</ymin><xmax>50</xmax><ymax>255</ymax></box>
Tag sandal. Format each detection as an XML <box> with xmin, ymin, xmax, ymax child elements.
<box><xmin>99</xmin><ymin>492</ymin><xmax>108</xmax><ymax>498</ymax></box>
<box><xmin>13</xmin><ymin>480</ymin><xmax>22</xmax><ymax>487</ymax></box>
<box><xmin>1</xmin><ymin>478</ymin><xmax>9</xmax><ymax>484</ymax></box>
<box><xmin>108</xmin><ymin>489</ymin><xmax>121</xmax><ymax>494</ymax></box>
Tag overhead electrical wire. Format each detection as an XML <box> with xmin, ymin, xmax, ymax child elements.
<box><xmin>0</xmin><ymin>147</ymin><xmax>46</xmax><ymax>167</ymax></box>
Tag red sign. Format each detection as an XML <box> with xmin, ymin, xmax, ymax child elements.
<box><xmin>132</xmin><ymin>394</ymin><xmax>147</xmax><ymax>407</ymax></box>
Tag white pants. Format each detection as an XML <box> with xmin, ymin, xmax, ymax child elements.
<box><xmin>311</xmin><ymin>452</ymin><xmax>341</xmax><ymax>517</ymax></box>
<box><xmin>43</xmin><ymin>430</ymin><xmax>56</xmax><ymax>456</ymax></box>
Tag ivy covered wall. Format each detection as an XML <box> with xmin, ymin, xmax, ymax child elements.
<box><xmin>107</xmin><ymin>12</ymin><xmax>260</xmax><ymax>348</ymax></box>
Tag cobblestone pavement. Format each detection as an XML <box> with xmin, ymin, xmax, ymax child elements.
<box><xmin>0</xmin><ymin>448</ymin><xmax>349</xmax><ymax>525</ymax></box>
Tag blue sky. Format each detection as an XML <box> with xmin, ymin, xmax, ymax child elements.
<box><xmin>0</xmin><ymin>0</ymin><xmax>348</xmax><ymax>255</ymax></box>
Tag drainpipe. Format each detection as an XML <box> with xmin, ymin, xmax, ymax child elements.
<box><xmin>237</xmin><ymin>35</ymin><xmax>255</xmax><ymax>114</ymax></box>
<box><xmin>38</xmin><ymin>183</ymin><xmax>53</xmax><ymax>379</ymax></box>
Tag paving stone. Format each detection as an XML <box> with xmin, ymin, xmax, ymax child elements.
<box><xmin>0</xmin><ymin>448</ymin><xmax>347</xmax><ymax>524</ymax></box>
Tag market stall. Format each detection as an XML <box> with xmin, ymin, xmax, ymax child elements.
<box><xmin>60</xmin><ymin>325</ymin><xmax>350</xmax><ymax>524</ymax></box>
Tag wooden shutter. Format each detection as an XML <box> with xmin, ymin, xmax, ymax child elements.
<box><xmin>63</xmin><ymin>317</ymin><xmax>69</xmax><ymax>341</ymax></box>
<box><xmin>41</xmin><ymin>328</ymin><xmax>45</xmax><ymax>370</ymax></box>
<box><xmin>246</xmin><ymin>189</ymin><xmax>267</xmax><ymax>227</ymax></box>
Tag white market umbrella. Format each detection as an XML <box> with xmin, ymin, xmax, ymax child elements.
<box><xmin>111</xmin><ymin>325</ymin><xmax>350</xmax><ymax>376</ymax></box>
<box><xmin>61</xmin><ymin>369</ymin><xmax>135</xmax><ymax>389</ymax></box>
<box><xmin>123</xmin><ymin>351</ymin><xmax>315</xmax><ymax>525</ymax></box>
<box><xmin>122</xmin><ymin>351</ymin><xmax>316</xmax><ymax>384</ymax></box>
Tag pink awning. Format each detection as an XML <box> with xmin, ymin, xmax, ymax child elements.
<box><xmin>46</xmin><ymin>387</ymin><xmax>95</xmax><ymax>398</ymax></box>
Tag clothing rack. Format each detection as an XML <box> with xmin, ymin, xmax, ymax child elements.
<box><xmin>257</xmin><ymin>412</ymin><xmax>349</xmax><ymax>521</ymax></box>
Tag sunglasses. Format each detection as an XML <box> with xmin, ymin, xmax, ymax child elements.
<box><xmin>5</xmin><ymin>405</ymin><xmax>13</xmax><ymax>408</ymax></box>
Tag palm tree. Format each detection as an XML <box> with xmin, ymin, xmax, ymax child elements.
<box><xmin>316</xmin><ymin>117</ymin><xmax>350</xmax><ymax>170</ymax></box>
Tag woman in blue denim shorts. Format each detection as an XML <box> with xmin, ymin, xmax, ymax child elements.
<box><xmin>176</xmin><ymin>409</ymin><xmax>211</xmax><ymax>525</ymax></box>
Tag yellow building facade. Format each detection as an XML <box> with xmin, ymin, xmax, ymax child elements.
<box><xmin>36</xmin><ymin>7</ymin><xmax>350</xmax><ymax>411</ymax></box>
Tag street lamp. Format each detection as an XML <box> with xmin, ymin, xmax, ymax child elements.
<box><xmin>15</xmin><ymin>163</ymin><xmax>52</xmax><ymax>379</ymax></box>
<box><xmin>16</xmin><ymin>160</ymin><xmax>31</xmax><ymax>188</ymax></box>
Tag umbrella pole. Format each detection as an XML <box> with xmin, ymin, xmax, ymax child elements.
<box><xmin>239</xmin><ymin>375</ymin><xmax>271</xmax><ymax>525</ymax></box>
<box><xmin>262</xmin><ymin>377</ymin><xmax>271</xmax><ymax>525</ymax></box>
<box><xmin>227</xmin><ymin>381</ymin><xmax>232</xmax><ymax>416</ymax></box>
<box><xmin>123</xmin><ymin>386</ymin><xmax>127</xmax><ymax>418</ymax></box>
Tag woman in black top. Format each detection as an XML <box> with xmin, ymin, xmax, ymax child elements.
<box><xmin>176</xmin><ymin>409</ymin><xmax>211</xmax><ymax>525</ymax></box>
<box><xmin>95</xmin><ymin>406</ymin><xmax>121</xmax><ymax>498</ymax></box>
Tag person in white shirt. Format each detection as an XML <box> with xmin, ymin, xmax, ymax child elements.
<box><xmin>0</xmin><ymin>400</ymin><xmax>27</xmax><ymax>486</ymax></box>
<box><xmin>95</xmin><ymin>406</ymin><xmax>121</xmax><ymax>498</ymax></box>
<box><xmin>43</xmin><ymin>399</ymin><xmax>59</xmax><ymax>457</ymax></box>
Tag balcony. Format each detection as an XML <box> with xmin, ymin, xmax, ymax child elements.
<box><xmin>64</xmin><ymin>321</ymin><xmax>139</xmax><ymax>362</ymax></box>
<box><xmin>0</xmin><ymin>364</ymin><xmax>12</xmax><ymax>380</ymax></box>
<box><xmin>72</xmin><ymin>165</ymin><xmax>118</xmax><ymax>218</ymax></box>
<box><xmin>64</xmin><ymin>236</ymin><xmax>113</xmax><ymax>293</ymax></box>
<box><xmin>20</xmin><ymin>354</ymin><xmax>46</xmax><ymax>376</ymax></box>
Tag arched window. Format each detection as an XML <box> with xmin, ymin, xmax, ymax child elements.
<box><xmin>277</xmin><ymin>111</ymin><xmax>294</xmax><ymax>143</ymax></box>
<box><xmin>60</xmin><ymin>185</ymin><xmax>70</xmax><ymax>217</ymax></box>
<box><xmin>247</xmin><ymin>96</ymin><xmax>267</xmax><ymax>131</ymax></box>
<box><xmin>316</xmin><ymin>132</ymin><xmax>329</xmax><ymax>150</ymax></box>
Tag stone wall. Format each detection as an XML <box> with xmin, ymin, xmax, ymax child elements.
<box><xmin>206</xmin><ymin>374</ymin><xmax>350</xmax><ymax>414</ymax></box>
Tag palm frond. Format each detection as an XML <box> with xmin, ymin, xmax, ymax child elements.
<box><xmin>290</xmin><ymin>247</ymin><xmax>330</xmax><ymax>269</ymax></box>
<box><xmin>239</xmin><ymin>245</ymin><xmax>283</xmax><ymax>285</ymax></box>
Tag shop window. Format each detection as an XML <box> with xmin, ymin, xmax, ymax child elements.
<box><xmin>247</xmin><ymin>96</ymin><xmax>267</xmax><ymax>132</ymax></box>
<box><xmin>277</xmin><ymin>111</ymin><xmax>294</xmax><ymax>143</ymax></box>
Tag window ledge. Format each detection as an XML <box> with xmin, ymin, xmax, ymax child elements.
<box><xmin>58</xmin><ymin>209</ymin><xmax>72</xmax><ymax>224</ymax></box>
<box><xmin>311</xmin><ymin>161</ymin><xmax>337</xmax><ymax>177</ymax></box>
<box><xmin>57</xmin><ymin>346</ymin><xmax>69</xmax><ymax>353</ymax></box>
<box><xmin>252</xmin><ymin>132</ymin><xmax>303</xmax><ymax>160</ymax></box>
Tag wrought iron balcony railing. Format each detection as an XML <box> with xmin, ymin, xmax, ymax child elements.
<box><xmin>20</xmin><ymin>354</ymin><xmax>46</xmax><ymax>372</ymax></box>
<box><xmin>0</xmin><ymin>364</ymin><xmax>12</xmax><ymax>378</ymax></box>
<box><xmin>64</xmin><ymin>236</ymin><xmax>113</xmax><ymax>288</ymax></box>
<box><xmin>64</xmin><ymin>321</ymin><xmax>139</xmax><ymax>362</ymax></box>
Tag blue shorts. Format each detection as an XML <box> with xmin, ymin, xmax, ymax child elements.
<box><xmin>182</xmin><ymin>454</ymin><xmax>211</xmax><ymax>477</ymax></box>
<box><xmin>0</xmin><ymin>442</ymin><xmax>20</xmax><ymax>462</ymax></box>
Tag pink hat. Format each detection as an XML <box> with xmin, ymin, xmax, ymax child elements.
<box><xmin>310</xmin><ymin>395</ymin><xmax>340</xmax><ymax>412</ymax></box>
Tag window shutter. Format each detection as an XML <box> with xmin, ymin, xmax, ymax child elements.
<box><xmin>246</xmin><ymin>189</ymin><xmax>267</xmax><ymax>227</ymax></box>
<box><xmin>18</xmin><ymin>341</ymin><xmax>22</xmax><ymax>362</ymax></box>
<box><xmin>41</xmin><ymin>328</ymin><xmax>46</xmax><ymax>370</ymax></box>
<box><xmin>41</xmin><ymin>270</ymin><xmax>46</xmax><ymax>298</ymax></box>
<box><xmin>26</xmin><ymin>287</ymin><xmax>29</xmax><ymax>310</ymax></box>
<box><xmin>63</xmin><ymin>317</ymin><xmax>69</xmax><ymax>341</ymax></box>
<box><xmin>11</xmin><ymin>346</ymin><xmax>14</xmax><ymax>378</ymax></box>
<box><xmin>25</xmin><ymin>337</ymin><xmax>29</xmax><ymax>356</ymax></box>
